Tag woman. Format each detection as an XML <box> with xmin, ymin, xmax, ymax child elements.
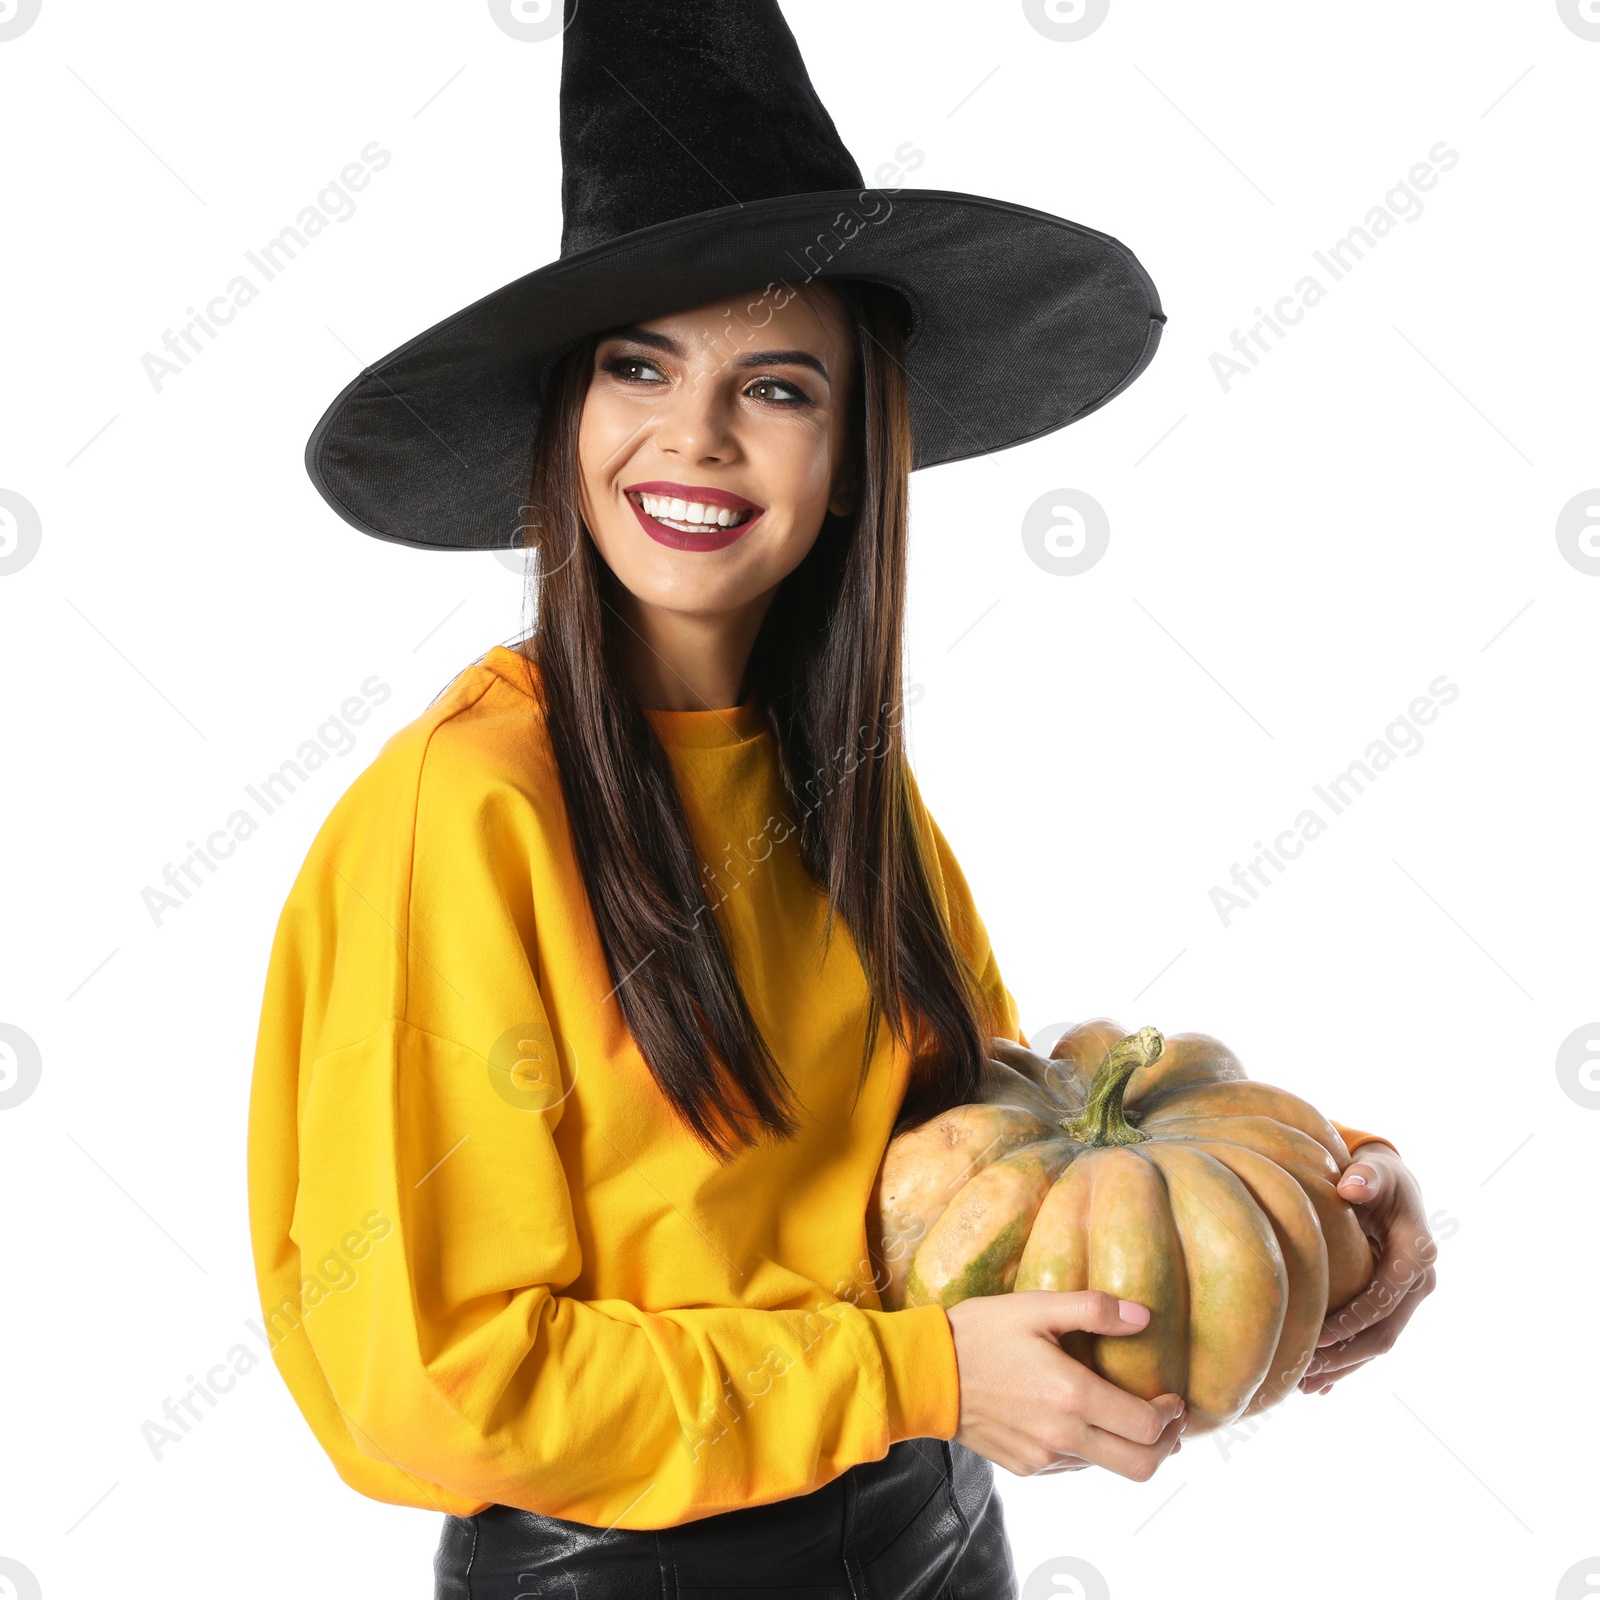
<box><xmin>247</xmin><ymin>4</ymin><xmax>1434</xmax><ymax>1595</ymax></box>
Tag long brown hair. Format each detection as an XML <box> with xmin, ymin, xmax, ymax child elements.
<box><xmin>517</xmin><ymin>278</ymin><xmax>991</xmax><ymax>1160</ymax></box>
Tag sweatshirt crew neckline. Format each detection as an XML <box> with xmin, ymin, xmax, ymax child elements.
<box><xmin>484</xmin><ymin>644</ymin><xmax>766</xmax><ymax>748</ymax></box>
<box><xmin>639</xmin><ymin>700</ymin><xmax>766</xmax><ymax>748</ymax></box>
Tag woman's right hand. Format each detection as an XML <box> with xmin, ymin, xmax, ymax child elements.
<box><xmin>944</xmin><ymin>1290</ymin><xmax>1186</xmax><ymax>1480</ymax></box>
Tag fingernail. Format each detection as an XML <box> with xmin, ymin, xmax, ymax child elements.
<box><xmin>1118</xmin><ymin>1299</ymin><xmax>1150</xmax><ymax>1326</ymax></box>
<box><xmin>1341</xmin><ymin>1174</ymin><xmax>1367</xmax><ymax>1188</ymax></box>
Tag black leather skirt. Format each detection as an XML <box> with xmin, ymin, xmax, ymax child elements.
<box><xmin>434</xmin><ymin>1437</ymin><xmax>1016</xmax><ymax>1599</ymax></box>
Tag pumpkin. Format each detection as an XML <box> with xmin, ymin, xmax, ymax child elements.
<box><xmin>868</xmin><ymin>1020</ymin><xmax>1376</xmax><ymax>1433</ymax></box>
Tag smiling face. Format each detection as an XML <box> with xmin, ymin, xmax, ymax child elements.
<box><xmin>575</xmin><ymin>283</ymin><xmax>859</xmax><ymax>629</ymax></box>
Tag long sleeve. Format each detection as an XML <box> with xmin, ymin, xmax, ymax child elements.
<box><xmin>902</xmin><ymin>772</ymin><xmax>1025</xmax><ymax>1049</ymax></box>
<box><xmin>283</xmin><ymin>1016</ymin><xmax>957</xmax><ymax>1527</ymax></box>
<box><xmin>248</xmin><ymin>667</ymin><xmax>961</xmax><ymax>1531</ymax></box>
<box><xmin>1328</xmin><ymin>1122</ymin><xmax>1398</xmax><ymax>1157</ymax></box>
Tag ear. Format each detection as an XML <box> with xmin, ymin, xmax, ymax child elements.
<box><xmin>827</xmin><ymin>471</ymin><xmax>859</xmax><ymax>518</ymax></box>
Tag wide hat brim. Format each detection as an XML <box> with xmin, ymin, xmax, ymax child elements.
<box><xmin>305</xmin><ymin>187</ymin><xmax>1164</xmax><ymax>552</ymax></box>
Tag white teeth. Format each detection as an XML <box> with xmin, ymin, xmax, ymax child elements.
<box><xmin>636</xmin><ymin>493</ymin><xmax>754</xmax><ymax>531</ymax></box>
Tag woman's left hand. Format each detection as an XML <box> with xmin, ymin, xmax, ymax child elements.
<box><xmin>1300</xmin><ymin>1143</ymin><xmax>1437</xmax><ymax>1395</ymax></box>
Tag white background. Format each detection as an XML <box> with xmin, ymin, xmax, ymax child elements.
<box><xmin>2</xmin><ymin>2</ymin><xmax>1596</xmax><ymax>1598</ymax></box>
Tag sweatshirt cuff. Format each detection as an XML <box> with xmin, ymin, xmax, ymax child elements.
<box><xmin>863</xmin><ymin>1303</ymin><xmax>961</xmax><ymax>1443</ymax></box>
<box><xmin>1331</xmin><ymin>1120</ymin><xmax>1398</xmax><ymax>1159</ymax></box>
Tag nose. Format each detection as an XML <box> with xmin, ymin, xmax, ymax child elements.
<box><xmin>652</xmin><ymin>362</ymin><xmax>737</xmax><ymax>464</ymax></box>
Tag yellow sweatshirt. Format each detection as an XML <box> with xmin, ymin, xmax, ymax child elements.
<box><xmin>246</xmin><ymin>643</ymin><xmax>1390</xmax><ymax>1529</ymax></box>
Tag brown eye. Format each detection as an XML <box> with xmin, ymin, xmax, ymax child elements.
<box><xmin>745</xmin><ymin>377</ymin><xmax>810</xmax><ymax>406</ymax></box>
<box><xmin>605</xmin><ymin>355</ymin><xmax>665</xmax><ymax>384</ymax></box>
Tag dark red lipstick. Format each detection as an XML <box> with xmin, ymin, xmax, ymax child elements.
<box><xmin>622</xmin><ymin>480</ymin><xmax>766</xmax><ymax>551</ymax></box>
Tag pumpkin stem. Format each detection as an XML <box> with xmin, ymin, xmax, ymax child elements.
<box><xmin>1061</xmin><ymin>1026</ymin><xmax>1164</xmax><ymax>1147</ymax></box>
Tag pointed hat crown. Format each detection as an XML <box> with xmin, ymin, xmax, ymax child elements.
<box><xmin>558</xmin><ymin>0</ymin><xmax>864</xmax><ymax>256</ymax></box>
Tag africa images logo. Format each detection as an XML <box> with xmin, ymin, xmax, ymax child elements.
<box><xmin>0</xmin><ymin>489</ymin><xmax>42</xmax><ymax>576</ymax></box>
<box><xmin>0</xmin><ymin>0</ymin><xmax>42</xmax><ymax>42</ymax></box>
<box><xmin>139</xmin><ymin>144</ymin><xmax>392</xmax><ymax>394</ymax></box>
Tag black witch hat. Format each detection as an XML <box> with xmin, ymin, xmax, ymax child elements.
<box><xmin>305</xmin><ymin>0</ymin><xmax>1164</xmax><ymax>552</ymax></box>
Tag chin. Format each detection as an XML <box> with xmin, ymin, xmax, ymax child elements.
<box><xmin>633</xmin><ymin>570</ymin><xmax>765</xmax><ymax>617</ymax></box>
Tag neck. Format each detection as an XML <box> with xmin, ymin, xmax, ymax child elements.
<box><xmin>615</xmin><ymin>586</ymin><xmax>777</xmax><ymax>712</ymax></box>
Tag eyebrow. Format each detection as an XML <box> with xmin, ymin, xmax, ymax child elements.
<box><xmin>603</xmin><ymin>326</ymin><xmax>831</xmax><ymax>384</ymax></box>
<box><xmin>605</xmin><ymin>326</ymin><xmax>679</xmax><ymax>354</ymax></box>
<box><xmin>736</xmin><ymin>349</ymin><xmax>830</xmax><ymax>383</ymax></box>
